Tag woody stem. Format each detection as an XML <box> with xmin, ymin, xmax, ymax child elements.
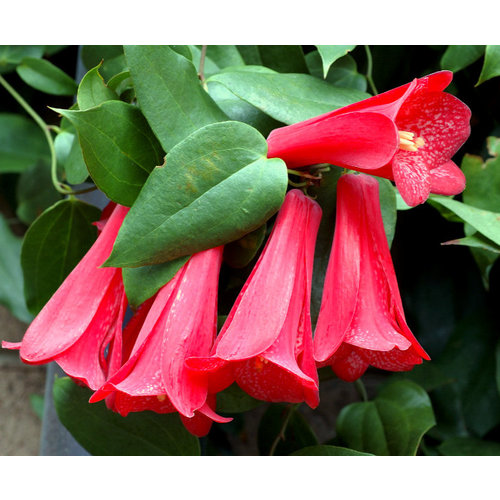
<box><xmin>268</xmin><ymin>403</ymin><xmax>300</xmax><ymax>456</ymax></box>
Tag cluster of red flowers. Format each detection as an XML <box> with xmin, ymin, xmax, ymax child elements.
<box><xmin>3</xmin><ymin>71</ymin><xmax>471</xmax><ymax>437</ymax></box>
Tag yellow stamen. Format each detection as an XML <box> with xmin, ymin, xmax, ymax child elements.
<box><xmin>157</xmin><ymin>394</ymin><xmax>167</xmax><ymax>402</ymax></box>
<box><xmin>254</xmin><ymin>356</ymin><xmax>268</xmax><ymax>372</ymax></box>
<box><xmin>398</xmin><ymin>131</ymin><xmax>415</xmax><ymax>141</ymax></box>
<box><xmin>398</xmin><ymin>130</ymin><xmax>425</xmax><ymax>152</ymax></box>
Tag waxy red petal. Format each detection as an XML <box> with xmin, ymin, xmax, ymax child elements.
<box><xmin>188</xmin><ymin>190</ymin><xmax>322</xmax><ymax>407</ymax></box>
<box><xmin>92</xmin><ymin>247</ymin><xmax>223</xmax><ymax>421</ymax></box>
<box><xmin>214</xmin><ymin>191</ymin><xmax>309</xmax><ymax>360</ymax></box>
<box><xmin>429</xmin><ymin>160</ymin><xmax>466</xmax><ymax>195</ymax></box>
<box><xmin>18</xmin><ymin>204</ymin><xmax>129</xmax><ymax>363</ymax></box>
<box><xmin>313</xmin><ymin>176</ymin><xmax>363</xmax><ymax>363</ymax></box>
<box><xmin>55</xmin><ymin>272</ymin><xmax>125</xmax><ymax>390</ymax></box>
<box><xmin>314</xmin><ymin>174</ymin><xmax>428</xmax><ymax>380</ymax></box>
<box><xmin>267</xmin><ymin>111</ymin><xmax>399</xmax><ymax>170</ymax></box>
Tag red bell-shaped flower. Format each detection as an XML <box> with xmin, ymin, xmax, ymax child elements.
<box><xmin>186</xmin><ymin>189</ymin><xmax>322</xmax><ymax>409</ymax></box>
<box><xmin>2</xmin><ymin>203</ymin><xmax>129</xmax><ymax>390</ymax></box>
<box><xmin>313</xmin><ymin>173</ymin><xmax>429</xmax><ymax>382</ymax></box>
<box><xmin>90</xmin><ymin>247</ymin><xmax>231</xmax><ymax>437</ymax></box>
<box><xmin>267</xmin><ymin>71</ymin><xmax>471</xmax><ymax>206</ymax></box>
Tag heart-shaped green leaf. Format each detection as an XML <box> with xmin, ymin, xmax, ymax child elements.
<box><xmin>105</xmin><ymin>121</ymin><xmax>287</xmax><ymax>268</ymax></box>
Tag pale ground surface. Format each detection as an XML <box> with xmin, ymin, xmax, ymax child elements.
<box><xmin>0</xmin><ymin>306</ymin><xmax>45</xmax><ymax>456</ymax></box>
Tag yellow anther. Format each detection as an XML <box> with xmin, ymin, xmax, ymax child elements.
<box><xmin>398</xmin><ymin>130</ymin><xmax>415</xmax><ymax>141</ymax></box>
<box><xmin>254</xmin><ymin>356</ymin><xmax>268</xmax><ymax>372</ymax></box>
<box><xmin>398</xmin><ymin>130</ymin><xmax>425</xmax><ymax>152</ymax></box>
<box><xmin>414</xmin><ymin>137</ymin><xmax>425</xmax><ymax>148</ymax></box>
<box><xmin>157</xmin><ymin>394</ymin><xmax>167</xmax><ymax>402</ymax></box>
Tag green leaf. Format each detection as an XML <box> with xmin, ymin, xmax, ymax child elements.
<box><xmin>204</xmin><ymin>45</ymin><xmax>245</xmax><ymax>68</ymax></box>
<box><xmin>428</xmin><ymin>195</ymin><xmax>500</xmax><ymax>247</ymax></box>
<box><xmin>16</xmin><ymin>161</ymin><xmax>61</xmax><ymax>225</ymax></box>
<box><xmin>208</xmin><ymin>70</ymin><xmax>370</xmax><ymax>125</ymax></box>
<box><xmin>55</xmin><ymin>101</ymin><xmax>163</xmax><ymax>206</ymax></box>
<box><xmin>80</xmin><ymin>45</ymin><xmax>126</xmax><ymax>81</ymax></box>
<box><xmin>124</xmin><ymin>45</ymin><xmax>227</xmax><ymax>151</ymax></box>
<box><xmin>77</xmin><ymin>64</ymin><xmax>119</xmax><ymax>110</ymax></box>
<box><xmin>441</xmin><ymin>45</ymin><xmax>485</xmax><ymax>72</ymax></box>
<box><xmin>0</xmin><ymin>113</ymin><xmax>49</xmax><ymax>173</ymax></box>
<box><xmin>441</xmin><ymin>233</ymin><xmax>500</xmax><ymax>254</ymax></box>
<box><xmin>462</xmin><ymin>151</ymin><xmax>500</xmax><ymax>212</ymax></box>
<box><xmin>439</xmin><ymin>437</ymin><xmax>500</xmax><ymax>456</ymax></box>
<box><xmin>316</xmin><ymin>45</ymin><xmax>356</xmax><ymax>78</ymax></box>
<box><xmin>216</xmin><ymin>383</ymin><xmax>262</xmax><ymax>414</ymax></box>
<box><xmin>21</xmin><ymin>199</ymin><xmax>100</xmax><ymax>315</ymax></box>
<box><xmin>223</xmin><ymin>223</ymin><xmax>267</xmax><ymax>268</ymax></box>
<box><xmin>16</xmin><ymin>57</ymin><xmax>77</xmax><ymax>95</ymax></box>
<box><xmin>257</xmin><ymin>45</ymin><xmax>309</xmax><ymax>74</ymax></box>
<box><xmin>0</xmin><ymin>214</ymin><xmax>32</xmax><ymax>323</ymax></box>
<box><xmin>377</xmin><ymin>380</ymin><xmax>436</xmax><ymax>455</ymax></box>
<box><xmin>236</xmin><ymin>46</ymin><xmax>262</xmax><ymax>65</ymax></box>
<box><xmin>377</xmin><ymin>178</ymin><xmax>397</xmax><ymax>247</ymax></box>
<box><xmin>477</xmin><ymin>45</ymin><xmax>500</xmax><ymax>85</ymax></box>
<box><xmin>306</xmin><ymin>52</ymin><xmax>367</xmax><ymax>91</ymax></box>
<box><xmin>436</xmin><ymin>313</ymin><xmax>500</xmax><ymax>437</ymax></box>
<box><xmin>207</xmin><ymin>80</ymin><xmax>283</xmax><ymax>136</ymax></box>
<box><xmin>336</xmin><ymin>380</ymin><xmax>435</xmax><ymax>456</ymax></box>
<box><xmin>122</xmin><ymin>256</ymin><xmax>189</xmax><ymax>309</ymax></box>
<box><xmin>53</xmin><ymin>377</ymin><xmax>200</xmax><ymax>455</ymax></box>
<box><xmin>105</xmin><ymin>121</ymin><xmax>288</xmax><ymax>268</ymax></box>
<box><xmin>188</xmin><ymin>46</ymin><xmax>220</xmax><ymax>78</ymax></box>
<box><xmin>461</xmin><ymin>148</ymin><xmax>500</xmax><ymax>287</ymax></box>
<box><xmin>0</xmin><ymin>45</ymin><xmax>44</xmax><ymax>74</ymax></box>
<box><xmin>54</xmin><ymin>131</ymin><xmax>88</xmax><ymax>185</ymax></box>
<box><xmin>291</xmin><ymin>445</ymin><xmax>373</xmax><ymax>456</ymax></box>
<box><xmin>258</xmin><ymin>404</ymin><xmax>318</xmax><ymax>455</ymax></box>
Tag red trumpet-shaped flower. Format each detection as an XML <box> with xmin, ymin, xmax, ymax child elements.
<box><xmin>314</xmin><ymin>174</ymin><xmax>429</xmax><ymax>382</ymax></box>
<box><xmin>2</xmin><ymin>203</ymin><xmax>129</xmax><ymax>391</ymax></box>
<box><xmin>267</xmin><ymin>71</ymin><xmax>471</xmax><ymax>206</ymax></box>
<box><xmin>90</xmin><ymin>247</ymin><xmax>231</xmax><ymax>437</ymax></box>
<box><xmin>186</xmin><ymin>190</ymin><xmax>322</xmax><ymax>409</ymax></box>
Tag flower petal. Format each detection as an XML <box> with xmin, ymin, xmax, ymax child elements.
<box><xmin>430</xmin><ymin>160</ymin><xmax>466</xmax><ymax>195</ymax></box>
<box><xmin>314</xmin><ymin>175</ymin><xmax>363</xmax><ymax>363</ymax></box>
<box><xmin>214</xmin><ymin>190</ymin><xmax>308</xmax><ymax>360</ymax></box>
<box><xmin>392</xmin><ymin>153</ymin><xmax>432</xmax><ymax>206</ymax></box>
<box><xmin>19</xmin><ymin>204</ymin><xmax>129</xmax><ymax>362</ymax></box>
<box><xmin>396</xmin><ymin>91</ymin><xmax>471</xmax><ymax>169</ymax></box>
<box><xmin>267</xmin><ymin>111</ymin><xmax>399</xmax><ymax>170</ymax></box>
